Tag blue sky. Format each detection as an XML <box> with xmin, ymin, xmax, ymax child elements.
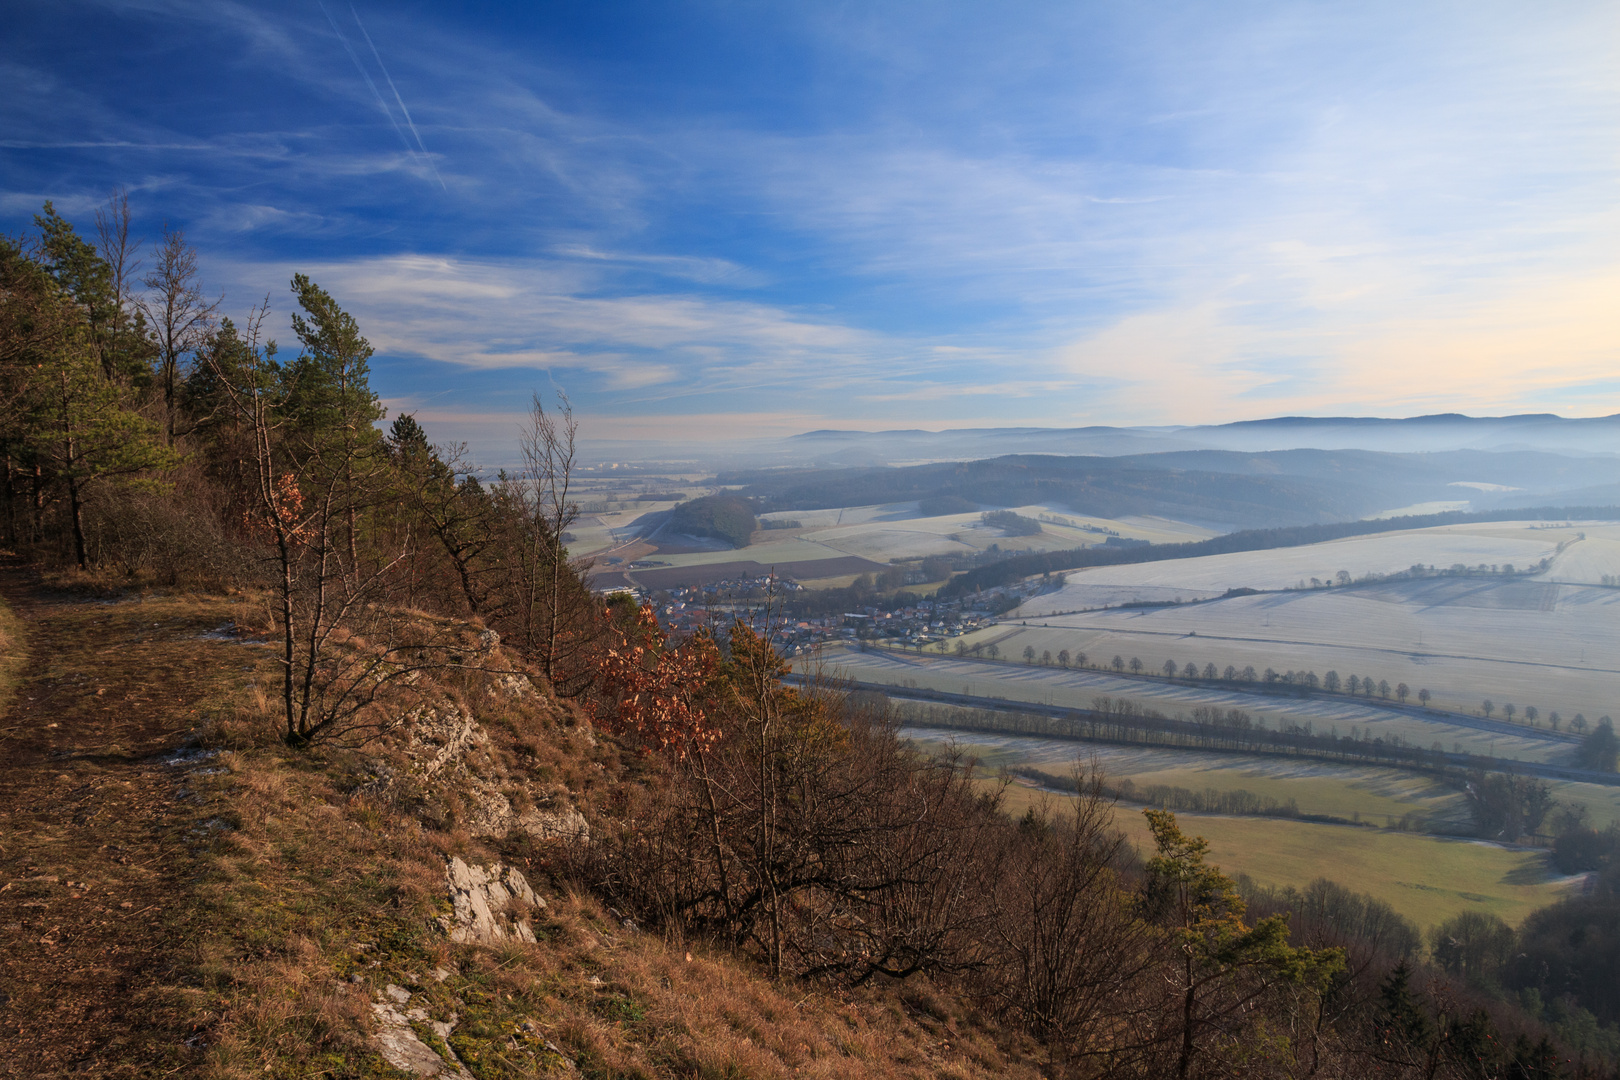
<box><xmin>5</xmin><ymin>0</ymin><xmax>1619</xmax><ymax>455</ymax></box>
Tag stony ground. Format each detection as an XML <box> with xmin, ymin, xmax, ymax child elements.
<box><xmin>0</xmin><ymin>561</ymin><xmax>243</xmax><ymax>1077</ymax></box>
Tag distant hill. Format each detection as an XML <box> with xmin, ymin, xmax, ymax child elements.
<box><xmin>668</xmin><ymin>494</ymin><xmax>757</xmax><ymax>548</ymax></box>
<box><xmin>720</xmin><ymin>446</ymin><xmax>1620</xmax><ymax>531</ymax></box>
<box><xmin>776</xmin><ymin>413</ymin><xmax>1620</xmax><ymax>463</ymax></box>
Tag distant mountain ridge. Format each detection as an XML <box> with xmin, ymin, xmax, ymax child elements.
<box><xmin>782</xmin><ymin>413</ymin><xmax>1620</xmax><ymax>462</ymax></box>
<box><xmin>724</xmin><ymin>442</ymin><xmax>1620</xmax><ymax>532</ymax></box>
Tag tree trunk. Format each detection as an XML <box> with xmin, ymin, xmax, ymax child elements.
<box><xmin>1177</xmin><ymin>958</ymin><xmax>1196</xmax><ymax>1080</ymax></box>
<box><xmin>67</xmin><ymin>469</ymin><xmax>87</xmax><ymax>570</ymax></box>
<box><xmin>30</xmin><ymin>463</ymin><xmax>45</xmax><ymax>544</ymax></box>
<box><xmin>1</xmin><ymin>454</ymin><xmax>15</xmax><ymax>545</ymax></box>
<box><xmin>279</xmin><ymin>535</ymin><xmax>298</xmax><ymax>744</ymax></box>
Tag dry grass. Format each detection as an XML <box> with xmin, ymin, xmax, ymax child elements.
<box><xmin>0</xmin><ymin>590</ymin><xmax>26</xmax><ymax>713</ymax></box>
<box><xmin>94</xmin><ymin>595</ymin><xmax>1046</xmax><ymax>1079</ymax></box>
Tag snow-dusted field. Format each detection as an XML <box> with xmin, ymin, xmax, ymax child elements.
<box><xmin>823</xmin><ymin>646</ymin><xmax>1570</xmax><ymax>762</ymax></box>
<box><xmin>983</xmin><ymin>576</ymin><xmax>1620</xmax><ymax>724</ymax></box>
<box><xmin>898</xmin><ymin>724</ymin><xmax>1471</xmax><ymax>824</ymax></box>
<box><xmin>758</xmin><ymin>502</ymin><xmax>925</xmax><ymax>528</ymax></box>
<box><xmin>640</xmin><ymin>536</ymin><xmax>851</xmax><ymax>568</ymax></box>
<box><xmin>1543</xmin><ymin>531</ymin><xmax>1620</xmax><ymax>584</ymax></box>
<box><xmin>1021</xmin><ymin>522</ymin><xmax>1578</xmax><ymax>615</ymax></box>
<box><xmin>569</xmin><ymin>500</ymin><xmax>686</xmax><ymax>558</ymax></box>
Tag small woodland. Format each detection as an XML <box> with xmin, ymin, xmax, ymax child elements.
<box><xmin>2</xmin><ymin>196</ymin><xmax>1617</xmax><ymax>1079</ymax></box>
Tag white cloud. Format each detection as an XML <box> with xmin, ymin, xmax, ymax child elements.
<box><xmin>266</xmin><ymin>254</ymin><xmax>909</xmax><ymax>394</ymax></box>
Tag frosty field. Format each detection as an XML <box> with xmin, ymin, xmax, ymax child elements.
<box><xmin>772</xmin><ymin>504</ymin><xmax>1214</xmax><ymax>564</ymax></box>
<box><xmin>902</xmin><ymin>726</ymin><xmax>1470</xmax><ymax>827</ymax></box>
<box><xmin>1018</xmin><ymin>521</ymin><xmax>1616</xmax><ymax>615</ymax></box>
<box><xmin>823</xmin><ymin>646</ymin><xmax>1572</xmax><ymax>762</ymax></box>
<box><xmin>987</xmin><ymin>576</ymin><xmax>1620</xmax><ymax>723</ymax></box>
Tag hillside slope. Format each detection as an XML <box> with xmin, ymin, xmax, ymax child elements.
<box><xmin>0</xmin><ymin>569</ymin><xmax>1041</xmax><ymax>1080</ymax></box>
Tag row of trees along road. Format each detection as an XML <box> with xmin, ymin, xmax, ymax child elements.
<box><xmin>992</xmin><ymin>642</ymin><xmax>1610</xmax><ymax>741</ymax></box>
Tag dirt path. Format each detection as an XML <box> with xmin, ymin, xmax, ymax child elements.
<box><xmin>0</xmin><ymin>560</ymin><xmax>242</xmax><ymax>1078</ymax></box>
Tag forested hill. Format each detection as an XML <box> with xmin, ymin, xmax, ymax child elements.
<box><xmin>723</xmin><ymin>449</ymin><xmax>1620</xmax><ymax>531</ymax></box>
<box><xmin>667</xmin><ymin>494</ymin><xmax>757</xmax><ymax>547</ymax></box>
<box><xmin>728</xmin><ymin>454</ymin><xmax>1379</xmax><ymax>528</ymax></box>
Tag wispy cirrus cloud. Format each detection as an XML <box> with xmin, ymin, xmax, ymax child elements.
<box><xmin>7</xmin><ymin>0</ymin><xmax>1620</xmax><ymax>445</ymax></box>
<box><xmin>252</xmin><ymin>254</ymin><xmax>909</xmax><ymax>395</ymax></box>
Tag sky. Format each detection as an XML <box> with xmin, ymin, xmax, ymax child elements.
<box><xmin>4</xmin><ymin>0</ymin><xmax>1620</xmax><ymax>458</ymax></box>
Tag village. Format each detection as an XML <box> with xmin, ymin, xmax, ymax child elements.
<box><xmin>631</xmin><ymin>572</ymin><xmax>1049</xmax><ymax>656</ymax></box>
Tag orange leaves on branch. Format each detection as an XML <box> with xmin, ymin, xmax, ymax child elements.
<box><xmin>243</xmin><ymin>472</ymin><xmax>315</xmax><ymax>546</ymax></box>
<box><xmin>588</xmin><ymin>603</ymin><xmax>720</xmax><ymax>758</ymax></box>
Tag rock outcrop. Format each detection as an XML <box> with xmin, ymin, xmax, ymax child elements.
<box><xmin>374</xmin><ymin>699</ymin><xmax>591</xmax><ymax>846</ymax></box>
<box><xmin>371</xmin><ymin>983</ymin><xmax>475</xmax><ymax>1079</ymax></box>
<box><xmin>439</xmin><ymin>857</ymin><xmax>544</xmax><ymax>944</ymax></box>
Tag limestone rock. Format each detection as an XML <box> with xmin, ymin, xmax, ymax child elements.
<box><xmin>489</xmin><ymin>672</ymin><xmax>534</xmax><ymax>699</ymax></box>
<box><xmin>406</xmin><ymin>705</ymin><xmax>486</xmax><ymax>779</ymax></box>
<box><xmin>371</xmin><ymin>991</ymin><xmax>474</xmax><ymax>1079</ymax></box>
<box><xmin>517</xmin><ymin>805</ymin><xmax>589</xmax><ymax>844</ymax></box>
<box><xmin>440</xmin><ymin>857</ymin><xmax>544</xmax><ymax>944</ymax></box>
<box><xmin>462</xmin><ymin>783</ymin><xmax>590</xmax><ymax>845</ymax></box>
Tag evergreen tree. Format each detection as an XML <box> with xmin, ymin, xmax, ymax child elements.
<box><xmin>284</xmin><ymin>275</ymin><xmax>385</xmax><ymax>566</ymax></box>
<box><xmin>1139</xmin><ymin>810</ymin><xmax>1344</xmax><ymax>1078</ymax></box>
<box><xmin>1378</xmin><ymin>961</ymin><xmax>1433</xmax><ymax>1049</ymax></box>
<box><xmin>33</xmin><ymin>201</ymin><xmax>154</xmax><ymax>384</ymax></box>
<box><xmin>2</xmin><ymin>227</ymin><xmax>175</xmax><ymax>566</ymax></box>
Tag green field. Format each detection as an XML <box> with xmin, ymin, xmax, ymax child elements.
<box><xmin>907</xmin><ymin>730</ymin><xmax>1469</xmax><ymax>828</ymax></box>
<box><xmin>995</xmin><ymin>781</ymin><xmax>1574</xmax><ymax>931</ymax></box>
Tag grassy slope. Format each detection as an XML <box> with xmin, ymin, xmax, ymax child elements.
<box><xmin>0</xmin><ymin>570</ymin><xmax>1042</xmax><ymax>1080</ymax></box>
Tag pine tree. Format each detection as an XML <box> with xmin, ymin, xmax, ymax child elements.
<box><xmin>1140</xmin><ymin>810</ymin><xmax>1344</xmax><ymax>1079</ymax></box>
<box><xmin>1378</xmin><ymin>961</ymin><xmax>1433</xmax><ymax>1050</ymax></box>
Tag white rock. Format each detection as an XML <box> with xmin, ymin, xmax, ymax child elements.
<box><xmin>407</xmin><ymin>705</ymin><xmax>487</xmax><ymax>779</ymax></box>
<box><xmin>517</xmin><ymin>805</ymin><xmax>589</xmax><ymax>844</ymax></box>
<box><xmin>490</xmin><ymin>672</ymin><xmax>533</xmax><ymax>699</ymax></box>
<box><xmin>440</xmin><ymin>856</ymin><xmax>544</xmax><ymax>944</ymax></box>
<box><xmin>371</xmin><ymin>1001</ymin><xmax>475</xmax><ymax>1078</ymax></box>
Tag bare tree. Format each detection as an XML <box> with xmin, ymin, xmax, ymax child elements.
<box><xmin>514</xmin><ymin>391</ymin><xmax>597</xmax><ymax>695</ymax></box>
<box><xmin>982</xmin><ymin>766</ymin><xmax>1151</xmax><ymax>1067</ymax></box>
<box><xmin>92</xmin><ymin>189</ymin><xmax>146</xmax><ymax>382</ymax></box>
<box><xmin>207</xmin><ymin>301</ymin><xmax>425</xmax><ymax>746</ymax></box>
<box><xmin>140</xmin><ymin>226</ymin><xmax>220</xmax><ymax>445</ymax></box>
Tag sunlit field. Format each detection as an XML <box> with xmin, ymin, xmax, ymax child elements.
<box><xmin>994</xmin><ymin>781</ymin><xmax>1577</xmax><ymax>931</ymax></box>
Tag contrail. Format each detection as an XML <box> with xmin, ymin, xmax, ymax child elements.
<box><xmin>318</xmin><ymin>2</ymin><xmax>429</xmax><ymax>180</ymax></box>
<box><xmin>351</xmin><ymin>5</ymin><xmax>447</xmax><ymax>191</ymax></box>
